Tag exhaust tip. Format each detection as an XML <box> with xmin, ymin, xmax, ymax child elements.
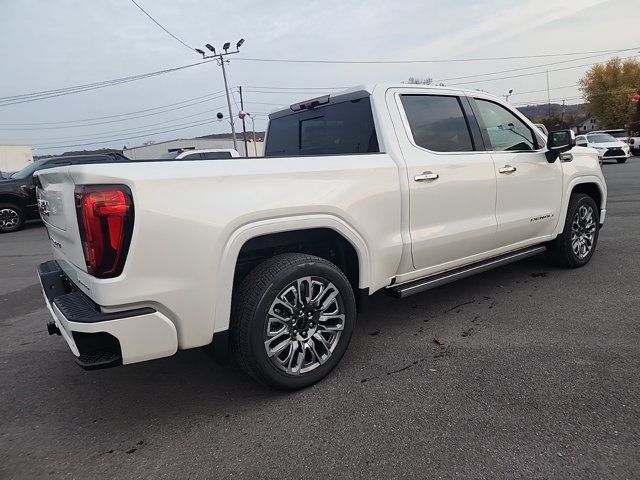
<box><xmin>47</xmin><ymin>322</ymin><xmax>61</xmax><ymax>336</ymax></box>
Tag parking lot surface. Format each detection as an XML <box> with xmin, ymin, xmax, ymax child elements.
<box><xmin>1</xmin><ymin>159</ymin><xmax>639</xmax><ymax>479</ymax></box>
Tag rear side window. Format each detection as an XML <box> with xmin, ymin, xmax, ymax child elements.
<box><xmin>199</xmin><ymin>152</ymin><xmax>232</xmax><ymax>159</ymax></box>
<box><xmin>474</xmin><ymin>99</ymin><xmax>536</xmax><ymax>151</ymax></box>
<box><xmin>182</xmin><ymin>152</ymin><xmax>233</xmax><ymax>160</ymax></box>
<box><xmin>400</xmin><ymin>95</ymin><xmax>474</xmax><ymax>152</ymax></box>
<box><xmin>265</xmin><ymin>97</ymin><xmax>379</xmax><ymax>156</ymax></box>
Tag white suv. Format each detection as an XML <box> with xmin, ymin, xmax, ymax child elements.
<box><xmin>575</xmin><ymin>133</ymin><xmax>631</xmax><ymax>163</ymax></box>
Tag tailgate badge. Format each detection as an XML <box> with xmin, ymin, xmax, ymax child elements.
<box><xmin>38</xmin><ymin>199</ymin><xmax>51</xmax><ymax>217</ymax></box>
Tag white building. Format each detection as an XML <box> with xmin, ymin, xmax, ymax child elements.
<box><xmin>123</xmin><ymin>135</ymin><xmax>264</xmax><ymax>160</ymax></box>
<box><xmin>0</xmin><ymin>145</ymin><xmax>33</xmax><ymax>175</ymax></box>
<box><xmin>572</xmin><ymin>117</ymin><xmax>599</xmax><ymax>134</ymax></box>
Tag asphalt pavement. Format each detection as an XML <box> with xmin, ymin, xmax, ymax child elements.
<box><xmin>1</xmin><ymin>159</ymin><xmax>639</xmax><ymax>479</ymax></box>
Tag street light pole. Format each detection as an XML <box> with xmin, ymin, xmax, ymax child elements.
<box><xmin>219</xmin><ymin>56</ymin><xmax>237</xmax><ymax>150</ymax></box>
<box><xmin>196</xmin><ymin>39</ymin><xmax>245</xmax><ymax>152</ymax></box>
<box><xmin>238</xmin><ymin>86</ymin><xmax>248</xmax><ymax>156</ymax></box>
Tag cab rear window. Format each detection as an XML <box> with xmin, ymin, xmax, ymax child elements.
<box><xmin>265</xmin><ymin>97</ymin><xmax>379</xmax><ymax>156</ymax></box>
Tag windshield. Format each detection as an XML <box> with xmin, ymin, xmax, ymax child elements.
<box><xmin>10</xmin><ymin>160</ymin><xmax>46</xmax><ymax>179</ymax></box>
<box><xmin>606</xmin><ymin>131</ymin><xmax>627</xmax><ymax>138</ymax></box>
<box><xmin>587</xmin><ymin>134</ymin><xmax>616</xmax><ymax>143</ymax></box>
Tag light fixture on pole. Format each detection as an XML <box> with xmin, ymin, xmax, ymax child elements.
<box><xmin>196</xmin><ymin>38</ymin><xmax>245</xmax><ymax>151</ymax></box>
<box><xmin>239</xmin><ymin>112</ymin><xmax>259</xmax><ymax>157</ymax></box>
<box><xmin>504</xmin><ymin>89</ymin><xmax>514</xmax><ymax>103</ymax></box>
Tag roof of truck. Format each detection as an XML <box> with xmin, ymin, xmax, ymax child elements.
<box><xmin>267</xmin><ymin>83</ymin><xmax>499</xmax><ymax>119</ymax></box>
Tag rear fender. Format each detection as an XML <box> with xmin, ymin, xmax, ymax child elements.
<box><xmin>212</xmin><ymin>214</ymin><xmax>371</xmax><ymax>333</ymax></box>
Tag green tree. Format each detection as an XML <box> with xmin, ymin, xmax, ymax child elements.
<box><xmin>578</xmin><ymin>57</ymin><xmax>640</xmax><ymax>130</ymax></box>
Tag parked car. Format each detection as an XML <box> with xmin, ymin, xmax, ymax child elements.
<box><xmin>575</xmin><ymin>133</ymin><xmax>631</xmax><ymax>163</ymax></box>
<box><xmin>626</xmin><ymin>131</ymin><xmax>640</xmax><ymax>156</ymax></box>
<box><xmin>591</xmin><ymin>129</ymin><xmax>628</xmax><ymax>143</ymax></box>
<box><xmin>157</xmin><ymin>148</ymin><xmax>240</xmax><ymax>160</ymax></box>
<box><xmin>0</xmin><ymin>153</ymin><xmax>129</xmax><ymax>233</ymax></box>
<box><xmin>36</xmin><ymin>84</ymin><xmax>606</xmax><ymax>390</ymax></box>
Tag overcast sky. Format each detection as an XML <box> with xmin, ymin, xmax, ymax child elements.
<box><xmin>0</xmin><ymin>0</ymin><xmax>637</xmax><ymax>154</ymax></box>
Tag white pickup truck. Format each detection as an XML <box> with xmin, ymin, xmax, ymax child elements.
<box><xmin>36</xmin><ymin>84</ymin><xmax>607</xmax><ymax>390</ymax></box>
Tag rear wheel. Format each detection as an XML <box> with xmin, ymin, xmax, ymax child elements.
<box><xmin>231</xmin><ymin>253</ymin><xmax>356</xmax><ymax>390</ymax></box>
<box><xmin>0</xmin><ymin>204</ymin><xmax>24</xmax><ymax>233</ymax></box>
<box><xmin>547</xmin><ymin>193</ymin><xmax>599</xmax><ymax>268</ymax></box>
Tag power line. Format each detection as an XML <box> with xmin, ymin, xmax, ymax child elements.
<box><xmin>447</xmin><ymin>54</ymin><xmax>639</xmax><ymax>86</ymax></box>
<box><xmin>8</xmin><ymin>106</ymin><xmax>227</xmax><ymax>143</ymax></box>
<box><xmin>129</xmin><ymin>0</ymin><xmax>194</xmax><ymax>52</ymax></box>
<box><xmin>34</xmin><ymin>119</ymin><xmax>217</xmax><ymax>150</ymax></box>
<box><xmin>434</xmin><ymin>51</ymin><xmax>624</xmax><ymax>83</ymax></box>
<box><xmin>234</xmin><ymin>47</ymin><xmax>639</xmax><ymax>65</ymax></box>
<box><xmin>0</xmin><ymin>92</ymin><xmax>229</xmax><ymax>130</ymax></box>
<box><xmin>243</xmin><ymin>86</ymin><xmax>348</xmax><ymax>90</ymax></box>
<box><xmin>0</xmin><ymin>59</ymin><xmax>214</xmax><ymax>107</ymax></box>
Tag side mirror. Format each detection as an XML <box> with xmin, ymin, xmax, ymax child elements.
<box><xmin>545</xmin><ymin>129</ymin><xmax>576</xmax><ymax>162</ymax></box>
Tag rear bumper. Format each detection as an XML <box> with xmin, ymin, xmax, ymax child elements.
<box><xmin>37</xmin><ymin>260</ymin><xmax>178</xmax><ymax>369</ymax></box>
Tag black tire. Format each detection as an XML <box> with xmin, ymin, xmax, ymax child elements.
<box><xmin>0</xmin><ymin>203</ymin><xmax>25</xmax><ymax>233</ymax></box>
<box><xmin>617</xmin><ymin>158</ymin><xmax>627</xmax><ymax>163</ymax></box>
<box><xmin>547</xmin><ymin>193</ymin><xmax>599</xmax><ymax>268</ymax></box>
<box><xmin>632</xmin><ymin>149</ymin><xmax>640</xmax><ymax>156</ymax></box>
<box><xmin>231</xmin><ymin>253</ymin><xmax>356</xmax><ymax>390</ymax></box>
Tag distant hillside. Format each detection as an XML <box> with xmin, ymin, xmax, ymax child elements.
<box><xmin>35</xmin><ymin>148</ymin><xmax>122</xmax><ymax>160</ymax></box>
<box><xmin>517</xmin><ymin>103</ymin><xmax>586</xmax><ymax>121</ymax></box>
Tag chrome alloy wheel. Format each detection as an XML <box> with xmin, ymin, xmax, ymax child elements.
<box><xmin>571</xmin><ymin>204</ymin><xmax>596</xmax><ymax>259</ymax></box>
<box><xmin>0</xmin><ymin>208</ymin><xmax>19</xmax><ymax>230</ymax></box>
<box><xmin>264</xmin><ymin>276</ymin><xmax>345</xmax><ymax>375</ymax></box>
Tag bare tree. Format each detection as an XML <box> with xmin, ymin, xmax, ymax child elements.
<box><xmin>405</xmin><ymin>77</ymin><xmax>445</xmax><ymax>86</ymax></box>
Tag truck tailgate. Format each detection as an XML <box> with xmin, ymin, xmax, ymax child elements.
<box><xmin>36</xmin><ymin>168</ymin><xmax>88</xmax><ymax>273</ymax></box>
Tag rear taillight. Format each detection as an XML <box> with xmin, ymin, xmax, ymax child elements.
<box><xmin>75</xmin><ymin>185</ymin><xmax>134</xmax><ymax>278</ymax></box>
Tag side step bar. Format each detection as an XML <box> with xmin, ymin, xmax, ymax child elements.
<box><xmin>388</xmin><ymin>245</ymin><xmax>547</xmax><ymax>299</ymax></box>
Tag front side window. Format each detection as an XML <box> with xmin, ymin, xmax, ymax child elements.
<box><xmin>475</xmin><ymin>99</ymin><xmax>536</xmax><ymax>151</ymax></box>
<box><xmin>400</xmin><ymin>95</ymin><xmax>474</xmax><ymax>152</ymax></box>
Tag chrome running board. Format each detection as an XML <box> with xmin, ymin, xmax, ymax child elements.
<box><xmin>388</xmin><ymin>245</ymin><xmax>547</xmax><ymax>299</ymax></box>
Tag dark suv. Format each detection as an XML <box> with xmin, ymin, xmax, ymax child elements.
<box><xmin>0</xmin><ymin>153</ymin><xmax>129</xmax><ymax>233</ymax></box>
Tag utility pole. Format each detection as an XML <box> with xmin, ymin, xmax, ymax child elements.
<box><xmin>560</xmin><ymin>100</ymin><xmax>566</xmax><ymax>129</ymax></box>
<box><xmin>546</xmin><ymin>69</ymin><xmax>552</xmax><ymax>118</ymax></box>
<box><xmin>195</xmin><ymin>39</ymin><xmax>245</xmax><ymax>151</ymax></box>
<box><xmin>238</xmin><ymin>86</ymin><xmax>249</xmax><ymax>156</ymax></box>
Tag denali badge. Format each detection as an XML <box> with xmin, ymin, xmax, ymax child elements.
<box><xmin>530</xmin><ymin>213</ymin><xmax>554</xmax><ymax>222</ymax></box>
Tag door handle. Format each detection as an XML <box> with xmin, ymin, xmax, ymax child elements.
<box><xmin>498</xmin><ymin>165</ymin><xmax>517</xmax><ymax>174</ymax></box>
<box><xmin>414</xmin><ymin>171</ymin><xmax>439</xmax><ymax>182</ymax></box>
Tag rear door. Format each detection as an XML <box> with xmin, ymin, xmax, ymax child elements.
<box><xmin>470</xmin><ymin>97</ymin><xmax>562</xmax><ymax>247</ymax></box>
<box><xmin>393</xmin><ymin>91</ymin><xmax>498</xmax><ymax>271</ymax></box>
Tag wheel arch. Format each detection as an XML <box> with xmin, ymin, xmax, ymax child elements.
<box><xmin>212</xmin><ymin>215</ymin><xmax>371</xmax><ymax>334</ymax></box>
<box><xmin>554</xmin><ymin>177</ymin><xmax>606</xmax><ymax>236</ymax></box>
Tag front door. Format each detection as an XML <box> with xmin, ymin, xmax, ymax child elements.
<box><xmin>472</xmin><ymin>97</ymin><xmax>562</xmax><ymax>248</ymax></box>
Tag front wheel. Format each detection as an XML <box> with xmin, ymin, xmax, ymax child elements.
<box><xmin>547</xmin><ymin>193</ymin><xmax>599</xmax><ymax>268</ymax></box>
<box><xmin>231</xmin><ymin>253</ymin><xmax>356</xmax><ymax>390</ymax></box>
<box><xmin>0</xmin><ymin>203</ymin><xmax>25</xmax><ymax>233</ymax></box>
